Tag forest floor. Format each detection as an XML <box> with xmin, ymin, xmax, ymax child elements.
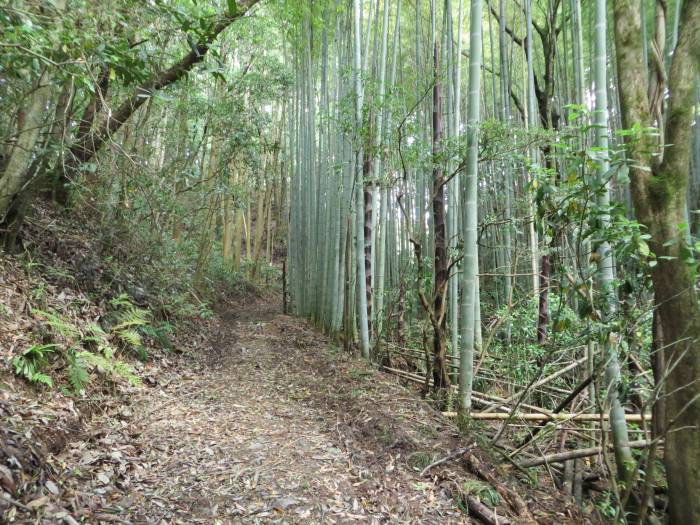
<box><xmin>3</xmin><ymin>293</ymin><xmax>592</xmax><ymax>525</ymax></box>
<box><xmin>1</xmin><ymin>207</ymin><xmax>592</xmax><ymax>525</ymax></box>
<box><xmin>67</xmin><ymin>296</ymin><xmax>478</xmax><ymax>525</ymax></box>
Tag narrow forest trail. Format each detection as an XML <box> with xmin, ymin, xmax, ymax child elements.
<box><xmin>40</xmin><ymin>295</ymin><xmax>585</xmax><ymax>525</ymax></box>
<box><xmin>53</xmin><ymin>297</ymin><xmax>473</xmax><ymax>524</ymax></box>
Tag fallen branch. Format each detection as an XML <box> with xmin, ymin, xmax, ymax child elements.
<box><xmin>478</xmin><ymin>356</ymin><xmax>588</xmax><ymax>414</ymax></box>
<box><xmin>465</xmin><ymin>454</ymin><xmax>536</xmax><ymax>523</ymax></box>
<box><xmin>514</xmin><ymin>374</ymin><xmax>594</xmax><ymax>451</ymax></box>
<box><xmin>420</xmin><ymin>443</ymin><xmax>477</xmax><ymax>477</ymax></box>
<box><xmin>383</xmin><ymin>366</ymin><xmax>551</xmax><ymax>414</ymax></box>
<box><xmin>518</xmin><ymin>439</ymin><xmax>656</xmax><ymax>468</ymax></box>
<box><xmin>1</xmin><ymin>493</ymin><xmax>31</xmax><ymax>511</ymax></box>
<box><xmin>464</xmin><ymin>494</ymin><xmax>513</xmax><ymax>525</ymax></box>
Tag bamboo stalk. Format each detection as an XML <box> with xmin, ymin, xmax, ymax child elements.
<box><xmin>382</xmin><ymin>366</ymin><xmax>554</xmax><ymax>415</ymax></box>
<box><xmin>442</xmin><ymin>412</ymin><xmax>652</xmax><ymax>422</ymax></box>
<box><xmin>517</xmin><ymin>440</ymin><xmax>656</xmax><ymax>468</ymax></box>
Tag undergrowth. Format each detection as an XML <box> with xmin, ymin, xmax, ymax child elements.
<box><xmin>6</xmin><ymin>202</ymin><xmax>273</xmax><ymax>394</ymax></box>
<box><xmin>14</xmin><ymin>302</ymin><xmax>145</xmax><ymax>393</ymax></box>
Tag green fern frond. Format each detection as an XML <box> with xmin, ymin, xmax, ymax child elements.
<box><xmin>86</xmin><ymin>323</ymin><xmax>107</xmax><ymax>337</ymax></box>
<box><xmin>77</xmin><ymin>350</ymin><xmax>109</xmax><ymax>371</ymax></box>
<box><xmin>117</xmin><ymin>328</ymin><xmax>142</xmax><ymax>347</ymax></box>
<box><xmin>12</xmin><ymin>344</ymin><xmax>59</xmax><ymax>387</ymax></box>
<box><xmin>21</xmin><ymin>343</ymin><xmax>60</xmax><ymax>360</ymax></box>
<box><xmin>113</xmin><ymin>361</ymin><xmax>142</xmax><ymax>386</ymax></box>
<box><xmin>76</xmin><ymin>350</ymin><xmax>141</xmax><ymax>386</ymax></box>
<box><xmin>112</xmin><ymin>306</ymin><xmax>150</xmax><ymax>332</ymax></box>
<box><xmin>109</xmin><ymin>293</ymin><xmax>133</xmax><ymax>307</ymax></box>
<box><xmin>32</xmin><ymin>373</ymin><xmax>54</xmax><ymax>386</ymax></box>
<box><xmin>67</xmin><ymin>351</ymin><xmax>90</xmax><ymax>393</ymax></box>
<box><xmin>462</xmin><ymin>480</ymin><xmax>500</xmax><ymax>507</ymax></box>
<box><xmin>33</xmin><ymin>309</ymin><xmax>81</xmax><ymax>340</ymax></box>
<box><xmin>101</xmin><ymin>344</ymin><xmax>115</xmax><ymax>360</ymax></box>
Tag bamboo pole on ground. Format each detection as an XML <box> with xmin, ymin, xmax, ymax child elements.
<box><xmin>517</xmin><ymin>440</ymin><xmax>656</xmax><ymax>468</ymax></box>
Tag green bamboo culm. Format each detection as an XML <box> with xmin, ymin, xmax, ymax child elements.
<box><xmin>459</xmin><ymin>0</ymin><xmax>483</xmax><ymax>416</ymax></box>
<box><xmin>593</xmin><ymin>0</ymin><xmax>634</xmax><ymax>487</ymax></box>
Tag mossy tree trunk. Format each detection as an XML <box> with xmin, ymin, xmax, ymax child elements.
<box><xmin>614</xmin><ymin>1</ymin><xmax>700</xmax><ymax>522</ymax></box>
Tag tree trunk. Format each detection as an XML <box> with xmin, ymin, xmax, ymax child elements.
<box><xmin>0</xmin><ymin>68</ymin><xmax>53</xmax><ymax>247</ymax></box>
<box><xmin>353</xmin><ymin>0</ymin><xmax>371</xmax><ymax>359</ymax></box>
<box><xmin>363</xmin><ymin>174</ymin><xmax>373</xmax><ymax>338</ymax></box>
<box><xmin>614</xmin><ymin>1</ymin><xmax>700</xmax><ymax>522</ymax></box>
<box><xmin>593</xmin><ymin>0</ymin><xmax>634</xmax><ymax>487</ymax></box>
<box><xmin>432</xmin><ymin>42</ymin><xmax>450</xmax><ymax>394</ymax></box>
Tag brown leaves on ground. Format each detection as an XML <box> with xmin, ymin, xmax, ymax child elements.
<box><xmin>1</xmin><ymin>293</ymin><xmax>591</xmax><ymax>524</ymax></box>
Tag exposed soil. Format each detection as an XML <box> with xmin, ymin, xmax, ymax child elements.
<box><xmin>2</xmin><ymin>292</ymin><xmax>591</xmax><ymax>524</ymax></box>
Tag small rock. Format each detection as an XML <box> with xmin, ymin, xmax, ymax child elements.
<box><xmin>45</xmin><ymin>480</ymin><xmax>59</xmax><ymax>495</ymax></box>
<box><xmin>273</xmin><ymin>497</ymin><xmax>297</xmax><ymax>510</ymax></box>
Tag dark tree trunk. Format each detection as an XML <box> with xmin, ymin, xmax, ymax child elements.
<box><xmin>362</xmin><ymin>168</ymin><xmax>373</xmax><ymax>338</ymax></box>
<box><xmin>431</xmin><ymin>42</ymin><xmax>450</xmax><ymax>394</ymax></box>
<box><xmin>614</xmin><ymin>1</ymin><xmax>700</xmax><ymax>522</ymax></box>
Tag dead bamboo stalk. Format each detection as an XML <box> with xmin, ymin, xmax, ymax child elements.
<box><xmin>382</xmin><ymin>366</ymin><xmax>553</xmax><ymax>415</ymax></box>
<box><xmin>517</xmin><ymin>440</ymin><xmax>656</xmax><ymax>468</ymax></box>
<box><xmin>442</xmin><ymin>412</ymin><xmax>652</xmax><ymax>422</ymax></box>
<box><xmin>479</xmin><ymin>356</ymin><xmax>588</xmax><ymax>414</ymax></box>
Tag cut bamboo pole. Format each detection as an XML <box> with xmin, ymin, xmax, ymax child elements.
<box><xmin>478</xmin><ymin>356</ymin><xmax>588</xmax><ymax>413</ymax></box>
<box><xmin>442</xmin><ymin>412</ymin><xmax>651</xmax><ymax>422</ymax></box>
<box><xmin>517</xmin><ymin>439</ymin><xmax>655</xmax><ymax>468</ymax></box>
<box><xmin>382</xmin><ymin>366</ymin><xmax>554</xmax><ymax>415</ymax></box>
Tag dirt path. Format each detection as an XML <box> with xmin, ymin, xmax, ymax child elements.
<box><xmin>34</xmin><ymin>296</ymin><xmax>589</xmax><ymax>525</ymax></box>
<box><xmin>52</xmin><ymin>298</ymin><xmax>471</xmax><ymax>524</ymax></box>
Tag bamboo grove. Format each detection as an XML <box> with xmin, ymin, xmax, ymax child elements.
<box><xmin>284</xmin><ymin>0</ymin><xmax>700</xmax><ymax>522</ymax></box>
<box><xmin>1</xmin><ymin>0</ymin><xmax>699</xmax><ymax>522</ymax></box>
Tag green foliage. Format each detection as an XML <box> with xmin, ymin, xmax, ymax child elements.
<box><xmin>34</xmin><ymin>309</ymin><xmax>81</xmax><ymax>339</ymax></box>
<box><xmin>593</xmin><ymin>490</ymin><xmax>619</xmax><ymax>521</ymax></box>
<box><xmin>75</xmin><ymin>350</ymin><xmax>140</xmax><ymax>388</ymax></box>
<box><xmin>490</xmin><ymin>295</ymin><xmax>584</xmax><ymax>391</ymax></box>
<box><xmin>407</xmin><ymin>451</ymin><xmax>433</xmax><ymax>471</ymax></box>
<box><xmin>66</xmin><ymin>349</ymin><xmax>90</xmax><ymax>393</ymax></box>
<box><xmin>13</xmin><ymin>304</ymin><xmax>148</xmax><ymax>392</ymax></box>
<box><xmin>141</xmin><ymin>321</ymin><xmax>174</xmax><ymax>351</ymax></box>
<box><xmin>109</xmin><ymin>294</ymin><xmax>152</xmax><ymax>359</ymax></box>
<box><xmin>12</xmin><ymin>344</ymin><xmax>59</xmax><ymax>387</ymax></box>
<box><xmin>462</xmin><ymin>480</ymin><xmax>501</xmax><ymax>507</ymax></box>
<box><xmin>197</xmin><ymin>303</ymin><xmax>216</xmax><ymax>320</ymax></box>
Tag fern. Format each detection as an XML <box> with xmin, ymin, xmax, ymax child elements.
<box><xmin>15</xmin><ymin>299</ymin><xmax>147</xmax><ymax>392</ymax></box>
<box><xmin>77</xmin><ymin>351</ymin><xmax>141</xmax><ymax>387</ymax></box>
<box><xmin>117</xmin><ymin>328</ymin><xmax>142</xmax><ymax>347</ymax></box>
<box><xmin>140</xmin><ymin>321</ymin><xmax>173</xmax><ymax>351</ymax></box>
<box><xmin>85</xmin><ymin>323</ymin><xmax>108</xmax><ymax>337</ymax></box>
<box><xmin>67</xmin><ymin>349</ymin><xmax>90</xmax><ymax>393</ymax></box>
<box><xmin>112</xmin><ymin>306</ymin><xmax>150</xmax><ymax>331</ymax></box>
<box><xmin>109</xmin><ymin>293</ymin><xmax>134</xmax><ymax>308</ymax></box>
<box><xmin>108</xmin><ymin>296</ymin><xmax>152</xmax><ymax>360</ymax></box>
<box><xmin>12</xmin><ymin>344</ymin><xmax>59</xmax><ymax>387</ymax></box>
<box><xmin>462</xmin><ymin>480</ymin><xmax>500</xmax><ymax>507</ymax></box>
<box><xmin>33</xmin><ymin>309</ymin><xmax>81</xmax><ymax>340</ymax></box>
<box><xmin>112</xmin><ymin>361</ymin><xmax>142</xmax><ymax>387</ymax></box>
<box><xmin>31</xmin><ymin>373</ymin><xmax>54</xmax><ymax>386</ymax></box>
